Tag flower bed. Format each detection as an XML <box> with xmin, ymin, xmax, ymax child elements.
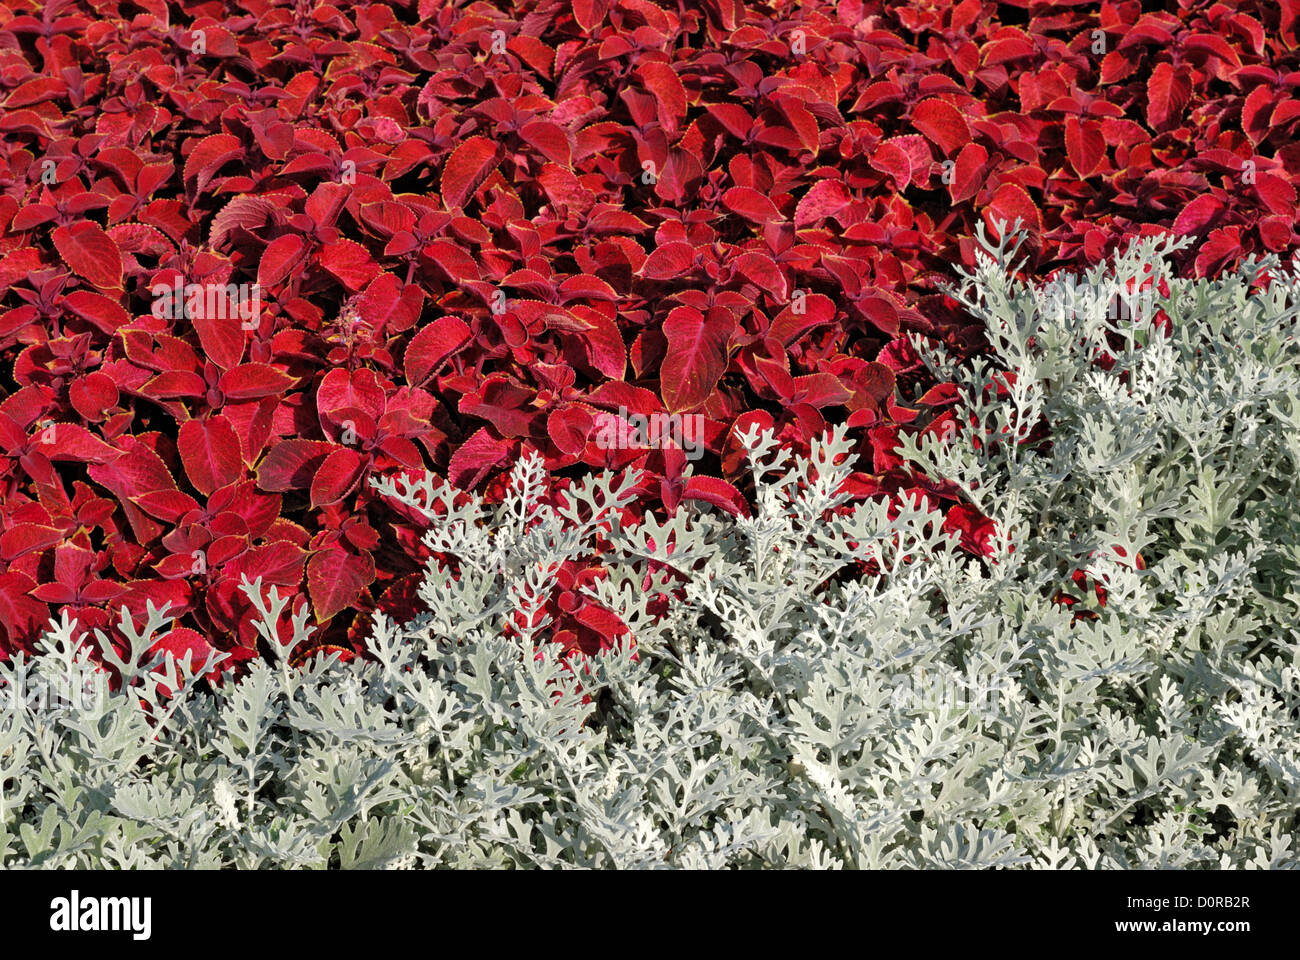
<box><xmin>1</xmin><ymin>0</ymin><xmax>1297</xmax><ymax>669</ymax></box>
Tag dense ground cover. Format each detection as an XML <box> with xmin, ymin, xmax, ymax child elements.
<box><xmin>1</xmin><ymin>0</ymin><xmax>1298</xmax><ymax>668</ymax></box>
<box><xmin>5</xmin><ymin>233</ymin><xmax>1299</xmax><ymax>868</ymax></box>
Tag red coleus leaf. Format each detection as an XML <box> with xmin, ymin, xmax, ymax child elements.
<box><xmin>51</xmin><ymin>221</ymin><xmax>123</xmax><ymax>290</ymax></box>
<box><xmin>440</xmin><ymin>136</ymin><xmax>498</xmax><ymax>209</ymax></box>
<box><xmin>183</xmin><ymin>133</ymin><xmax>243</xmax><ymax>194</ymax></box>
<box><xmin>792</xmin><ymin>373</ymin><xmax>853</xmax><ymax>408</ymax></box>
<box><xmin>14</xmin><ymin>206</ymin><xmax>58</xmax><ymax>233</ymax></box>
<box><xmin>459</xmin><ymin>374</ymin><xmax>539</xmax><ymax>438</ymax></box>
<box><xmin>319</xmin><ymin>239</ymin><xmax>381</xmax><ymax>292</ymax></box>
<box><xmin>220</xmin><ymin>363</ymin><xmax>295</xmax><ymax>401</ymax></box>
<box><xmin>722</xmin><ymin>187</ymin><xmax>783</xmax><ymax>225</ymax></box>
<box><xmin>88</xmin><ymin>434</ymin><xmax>177</xmax><ymax>500</ymax></box>
<box><xmin>63</xmin><ymin>291</ymin><xmax>129</xmax><ymax>335</ymax></box>
<box><xmin>572</xmin><ymin>602</ymin><xmax>630</xmax><ymax>645</ymax></box>
<box><xmin>0</xmin><ymin>572</ymin><xmax>47</xmax><ymax>648</ymax></box>
<box><xmin>519</xmin><ymin>120</ymin><xmax>571</xmax><ymax>166</ymax></box>
<box><xmin>881</xmin><ymin>135</ymin><xmax>933</xmax><ymax>190</ymax></box>
<box><xmin>448</xmin><ymin>427</ymin><xmax>511</xmax><ymax>490</ymax></box>
<box><xmin>652</xmin><ymin>149</ymin><xmax>706</xmax><ymax>203</ymax></box>
<box><xmin>911</xmin><ymin>98</ymin><xmax>970</xmax><ymax>155</ymax></box>
<box><xmin>948</xmin><ymin>142</ymin><xmax>988</xmax><ymax>204</ymax></box>
<box><xmin>943</xmin><ymin>503</ymin><xmax>997</xmax><ymax>556</ymax></box>
<box><xmin>858</xmin><ymin>296</ymin><xmax>900</xmax><ymax>337</ymax></box>
<box><xmin>682</xmin><ymin>475</ymin><xmax>747</xmax><ymax>516</ymax></box>
<box><xmin>150</xmin><ymin>623</ymin><xmax>214</xmax><ymax>669</ymax></box>
<box><xmin>769</xmin><ymin>294</ymin><xmax>835</xmax><ymax>346</ymax></box>
<box><xmin>0</xmin><ymin>306</ymin><xmax>37</xmax><ymax>340</ymax></box>
<box><xmin>227</xmin><ymin>540</ymin><xmax>308</xmax><ymax>589</ymax></box>
<box><xmin>317</xmin><ymin>368</ymin><xmax>385</xmax><ymax>425</ymax></box>
<box><xmin>1259</xmin><ymin>215</ymin><xmax>1294</xmax><ymax>252</ymax></box>
<box><xmin>868</xmin><ymin>424</ymin><xmax>904</xmax><ymax>473</ymax></box>
<box><xmin>1146</xmin><ymin>62</ymin><xmax>1192</xmax><ymax>131</ymax></box>
<box><xmin>256</xmin><ymin>440</ymin><xmax>338</xmax><ymax>491</ymax></box>
<box><xmin>982</xmin><ymin>34</ymin><xmax>1035</xmax><ymax>65</ymax></box>
<box><xmin>210</xmin><ymin>195</ymin><xmax>281</xmax><ymax>248</ymax></box>
<box><xmin>0</xmin><ymin>524</ymin><xmax>64</xmax><ymax>561</ymax></box>
<box><xmin>0</xmin><ymin>248</ymin><xmax>43</xmax><ymax>293</ymax></box>
<box><xmin>548</xmin><ymin>404</ymin><xmax>595</xmax><ymax>456</ymax></box>
<box><xmin>310</xmin><ymin>447</ymin><xmax>366</xmax><ymax>507</ymax></box>
<box><xmin>640</xmin><ymin>241</ymin><xmax>695</xmax><ymax>280</ymax></box>
<box><xmin>422</xmin><ymin>240</ymin><xmax>479</xmax><ymax>281</ymax></box>
<box><xmin>134</xmin><ymin>489</ymin><xmax>202</xmax><ymax>522</ymax></box>
<box><xmin>191</xmin><ymin>309</ymin><xmax>246</xmax><ymax>369</ymax></box>
<box><xmin>795</xmin><ymin>179</ymin><xmax>852</xmax><ymax>227</ymax></box>
<box><xmin>984</xmin><ymin>182</ymin><xmax>1042</xmax><ymax>234</ymax></box>
<box><xmin>404</xmin><ymin>316</ymin><xmax>471</xmax><ymax>386</ymax></box>
<box><xmin>869</xmin><ymin>140</ymin><xmax>914</xmax><ymax>190</ymax></box>
<box><xmin>660</xmin><ymin>306</ymin><xmax>735</xmax><ymax>413</ymax></box>
<box><xmin>732</xmin><ymin>252</ymin><xmax>788</xmax><ymax>300</ymax></box>
<box><xmin>1253</xmin><ymin>173</ymin><xmax>1297</xmax><ymax>217</ymax></box>
<box><xmin>177</xmin><ymin>416</ymin><xmax>243</xmax><ymax>496</ymax></box>
<box><xmin>638</xmin><ymin>60</ymin><xmax>687</xmax><ymax>133</ymax></box>
<box><xmin>358</xmin><ymin>273</ymin><xmax>424</xmax><ymax>334</ymax></box>
<box><xmin>1064</xmin><ymin>117</ymin><xmax>1106</xmax><ymax>178</ymax></box>
<box><xmin>4</xmin><ymin>77</ymin><xmax>66</xmax><ymax>109</ymax></box>
<box><xmin>1195</xmin><ymin>226</ymin><xmax>1245</xmax><ymax>277</ymax></box>
<box><xmin>572</xmin><ymin>0</ymin><xmax>608</xmax><ymax>30</ymax></box>
<box><xmin>1173</xmin><ymin>195</ymin><xmax>1226</xmax><ymax>236</ymax></box>
<box><xmin>917</xmin><ymin>382</ymin><xmax>961</xmax><ymax>406</ymax></box>
<box><xmin>41</xmin><ymin>423</ymin><xmax>121</xmax><ymax>463</ymax></box>
<box><xmin>259</xmin><ymin>233</ymin><xmax>306</xmax><ymax>289</ymax></box>
<box><xmin>568</xmin><ymin>309</ymin><xmax>626</xmax><ymax>380</ymax></box>
<box><xmin>141</xmin><ymin>371</ymin><xmax>206</xmax><ymax>400</ymax></box>
<box><xmin>307</xmin><ymin>544</ymin><xmax>375</xmax><ymax>623</ymax></box>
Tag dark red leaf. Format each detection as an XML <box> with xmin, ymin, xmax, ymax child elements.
<box><xmin>404</xmin><ymin>316</ymin><xmax>471</xmax><ymax>387</ymax></box>
<box><xmin>440</xmin><ymin>136</ymin><xmax>498</xmax><ymax>209</ymax></box>
<box><xmin>177</xmin><ymin>416</ymin><xmax>243</xmax><ymax>496</ymax></box>
<box><xmin>52</xmin><ymin>222</ymin><xmax>123</xmax><ymax>290</ymax></box>
<box><xmin>660</xmin><ymin>306</ymin><xmax>735</xmax><ymax>413</ymax></box>
<box><xmin>307</xmin><ymin>545</ymin><xmax>375</xmax><ymax>623</ymax></box>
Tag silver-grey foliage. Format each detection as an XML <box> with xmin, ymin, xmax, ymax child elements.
<box><xmin>2</xmin><ymin>226</ymin><xmax>1298</xmax><ymax>868</ymax></box>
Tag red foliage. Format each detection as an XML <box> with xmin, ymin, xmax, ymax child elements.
<box><xmin>1</xmin><ymin>0</ymin><xmax>1297</xmax><ymax>664</ymax></box>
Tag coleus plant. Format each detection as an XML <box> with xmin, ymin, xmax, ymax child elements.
<box><xmin>0</xmin><ymin>0</ymin><xmax>1297</xmax><ymax>666</ymax></box>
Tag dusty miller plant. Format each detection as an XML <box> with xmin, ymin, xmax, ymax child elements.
<box><xmin>3</xmin><ymin>225</ymin><xmax>1298</xmax><ymax>868</ymax></box>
